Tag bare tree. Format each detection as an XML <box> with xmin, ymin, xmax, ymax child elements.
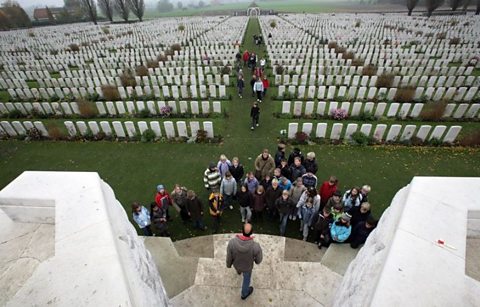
<box><xmin>406</xmin><ymin>0</ymin><xmax>419</xmax><ymax>15</ymax></box>
<box><xmin>114</xmin><ymin>0</ymin><xmax>129</xmax><ymax>21</ymax></box>
<box><xmin>81</xmin><ymin>0</ymin><xmax>97</xmax><ymax>25</ymax></box>
<box><xmin>98</xmin><ymin>0</ymin><xmax>114</xmax><ymax>22</ymax></box>
<box><xmin>449</xmin><ymin>0</ymin><xmax>463</xmax><ymax>10</ymax></box>
<box><xmin>426</xmin><ymin>0</ymin><xmax>444</xmax><ymax>17</ymax></box>
<box><xmin>127</xmin><ymin>0</ymin><xmax>144</xmax><ymax>21</ymax></box>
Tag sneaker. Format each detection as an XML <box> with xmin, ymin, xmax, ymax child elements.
<box><xmin>251</xmin><ymin>127</ymin><xmax>254</xmax><ymax>130</ymax></box>
<box><xmin>242</xmin><ymin>218</ymin><xmax>245</xmax><ymax>223</ymax></box>
<box><xmin>256</xmin><ymin>123</ymin><xmax>259</xmax><ymax>127</ymax></box>
<box><xmin>239</xmin><ymin>95</ymin><xmax>242</xmax><ymax>98</ymax></box>
<box><xmin>229</xmin><ymin>205</ymin><xmax>233</xmax><ymax>210</ymax></box>
<box><xmin>241</xmin><ymin>286</ymin><xmax>254</xmax><ymax>300</ymax></box>
<box><xmin>317</xmin><ymin>243</ymin><xmax>322</xmax><ymax>249</ymax></box>
<box><xmin>292</xmin><ymin>216</ymin><xmax>297</xmax><ymax>221</ymax></box>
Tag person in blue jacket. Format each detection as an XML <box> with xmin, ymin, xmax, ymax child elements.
<box><xmin>330</xmin><ymin>213</ymin><xmax>352</xmax><ymax>243</ymax></box>
<box><xmin>132</xmin><ymin>202</ymin><xmax>152</xmax><ymax>236</ymax></box>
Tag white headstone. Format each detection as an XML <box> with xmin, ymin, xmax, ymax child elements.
<box><xmin>112</xmin><ymin>121</ymin><xmax>126</xmax><ymax>138</ymax></box>
<box><xmin>76</xmin><ymin>121</ymin><xmax>88</xmax><ymax>136</ymax></box>
<box><xmin>164</xmin><ymin>121</ymin><xmax>175</xmax><ymax>138</ymax></box>
<box><xmin>442</xmin><ymin>126</ymin><xmax>462</xmax><ymax>143</ymax></box>
<box><xmin>345</xmin><ymin>123</ymin><xmax>358</xmax><ymax>139</ymax></box>
<box><xmin>374</xmin><ymin>103</ymin><xmax>387</xmax><ymax>118</ymax></box>
<box><xmin>302</xmin><ymin>123</ymin><xmax>313</xmax><ymax>135</ymax></box>
<box><xmin>415</xmin><ymin>125</ymin><xmax>432</xmax><ymax>142</ymax></box>
<box><xmin>100</xmin><ymin>121</ymin><xmax>112</xmax><ymax>136</ymax></box>
<box><xmin>373</xmin><ymin>124</ymin><xmax>387</xmax><ymax>141</ymax></box>
<box><xmin>316</xmin><ymin>123</ymin><xmax>327</xmax><ymax>138</ymax></box>
<box><xmin>387</xmin><ymin>103</ymin><xmax>400</xmax><ymax>117</ymax></box>
<box><xmin>330</xmin><ymin>123</ymin><xmax>343</xmax><ymax>140</ymax></box>
<box><xmin>190</xmin><ymin>121</ymin><xmax>200</xmax><ymax>137</ymax></box>
<box><xmin>385</xmin><ymin>125</ymin><xmax>402</xmax><ymax>142</ymax></box>
<box><xmin>64</xmin><ymin>121</ymin><xmax>77</xmax><ymax>137</ymax></box>
<box><xmin>288</xmin><ymin>123</ymin><xmax>298</xmax><ymax>139</ymax></box>
<box><xmin>429</xmin><ymin>125</ymin><xmax>447</xmax><ymax>140</ymax></box>
<box><xmin>453</xmin><ymin>104</ymin><xmax>469</xmax><ymax>119</ymax></box>
<box><xmin>124</xmin><ymin>121</ymin><xmax>137</xmax><ymax>138</ymax></box>
<box><xmin>360</xmin><ymin>124</ymin><xmax>372</xmax><ymax>136</ymax></box>
<box><xmin>150</xmin><ymin>121</ymin><xmax>161</xmax><ymax>138</ymax></box>
<box><xmin>203</xmin><ymin>121</ymin><xmax>214</xmax><ymax>138</ymax></box>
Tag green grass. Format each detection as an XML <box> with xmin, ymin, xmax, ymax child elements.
<box><xmin>1</xmin><ymin>18</ymin><xmax>480</xmax><ymax>242</ymax></box>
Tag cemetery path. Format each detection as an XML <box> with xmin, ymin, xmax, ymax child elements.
<box><xmin>222</xmin><ymin>17</ymin><xmax>279</xmax><ymax>156</ymax></box>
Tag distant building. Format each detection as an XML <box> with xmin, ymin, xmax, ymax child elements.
<box><xmin>33</xmin><ymin>7</ymin><xmax>63</xmax><ymax>22</ymax></box>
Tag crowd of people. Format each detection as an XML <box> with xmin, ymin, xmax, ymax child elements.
<box><xmin>132</xmin><ymin>145</ymin><xmax>378</xmax><ymax>250</ymax></box>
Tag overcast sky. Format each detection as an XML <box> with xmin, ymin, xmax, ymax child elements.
<box><xmin>17</xmin><ymin>0</ymin><xmax>163</xmax><ymax>8</ymax></box>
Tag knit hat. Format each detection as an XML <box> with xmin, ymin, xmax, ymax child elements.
<box><xmin>209</xmin><ymin>162</ymin><xmax>216</xmax><ymax>169</ymax></box>
<box><xmin>157</xmin><ymin>184</ymin><xmax>165</xmax><ymax>192</ymax></box>
<box><xmin>341</xmin><ymin>212</ymin><xmax>352</xmax><ymax>222</ymax></box>
<box><xmin>333</xmin><ymin>190</ymin><xmax>342</xmax><ymax>197</ymax></box>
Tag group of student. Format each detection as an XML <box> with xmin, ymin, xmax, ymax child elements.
<box><xmin>132</xmin><ymin>146</ymin><xmax>378</xmax><ymax>249</ymax></box>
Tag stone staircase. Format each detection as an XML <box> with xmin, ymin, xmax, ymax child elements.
<box><xmin>145</xmin><ymin>234</ymin><xmax>360</xmax><ymax>306</ymax></box>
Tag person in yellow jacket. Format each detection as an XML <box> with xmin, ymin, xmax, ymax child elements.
<box><xmin>209</xmin><ymin>191</ymin><xmax>224</xmax><ymax>233</ymax></box>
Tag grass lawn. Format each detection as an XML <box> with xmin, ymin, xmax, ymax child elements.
<box><xmin>1</xmin><ymin>18</ymin><xmax>480</xmax><ymax>241</ymax></box>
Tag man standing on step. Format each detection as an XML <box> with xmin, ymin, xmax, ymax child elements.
<box><xmin>226</xmin><ymin>223</ymin><xmax>263</xmax><ymax>300</ymax></box>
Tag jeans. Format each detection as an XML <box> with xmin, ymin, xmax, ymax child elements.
<box><xmin>256</xmin><ymin>91</ymin><xmax>262</xmax><ymax>101</ymax></box>
<box><xmin>223</xmin><ymin>194</ymin><xmax>233</xmax><ymax>209</ymax></box>
<box><xmin>301</xmin><ymin>220</ymin><xmax>310</xmax><ymax>240</ymax></box>
<box><xmin>142</xmin><ymin>225</ymin><xmax>153</xmax><ymax>236</ymax></box>
<box><xmin>238</xmin><ymin>86</ymin><xmax>243</xmax><ymax>96</ymax></box>
<box><xmin>193</xmin><ymin>218</ymin><xmax>204</xmax><ymax>230</ymax></box>
<box><xmin>279</xmin><ymin>213</ymin><xmax>289</xmax><ymax>236</ymax></box>
<box><xmin>241</xmin><ymin>271</ymin><xmax>252</xmax><ymax>297</ymax></box>
<box><xmin>251</xmin><ymin>115</ymin><xmax>259</xmax><ymax>128</ymax></box>
<box><xmin>212</xmin><ymin>215</ymin><xmax>220</xmax><ymax>233</ymax></box>
<box><xmin>240</xmin><ymin>206</ymin><xmax>252</xmax><ymax>221</ymax></box>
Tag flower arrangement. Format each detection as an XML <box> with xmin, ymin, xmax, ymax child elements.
<box><xmin>330</xmin><ymin>108</ymin><xmax>348</xmax><ymax>120</ymax></box>
<box><xmin>160</xmin><ymin>105</ymin><xmax>173</xmax><ymax>117</ymax></box>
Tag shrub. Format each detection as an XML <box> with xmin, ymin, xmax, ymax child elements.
<box><xmin>102</xmin><ymin>27</ymin><xmax>110</xmax><ymax>35</ymax></box>
<box><xmin>69</xmin><ymin>44</ymin><xmax>80</xmax><ymax>52</ymax></box>
<box><xmin>26</xmin><ymin>127</ymin><xmax>42</xmax><ymax>140</ymax></box>
<box><xmin>120</xmin><ymin>69</ymin><xmax>137</xmax><ymax>87</ymax></box>
<box><xmin>436</xmin><ymin>32</ymin><xmax>446</xmax><ymax>39</ymax></box>
<box><xmin>50</xmin><ymin>49</ymin><xmax>59</xmax><ymax>55</ymax></box>
<box><xmin>27</xmin><ymin>31</ymin><xmax>35</xmax><ymax>37</ymax></box>
<box><xmin>195</xmin><ymin>129</ymin><xmax>208</xmax><ymax>143</ymax></box>
<box><xmin>170</xmin><ymin>43</ymin><xmax>181</xmax><ymax>52</ymax></box>
<box><xmin>135</xmin><ymin>65</ymin><xmax>149</xmax><ymax>77</ymax></box>
<box><xmin>101</xmin><ymin>85</ymin><xmax>121</xmax><ymax>101</ymax></box>
<box><xmin>294</xmin><ymin>131</ymin><xmax>309</xmax><ymax>144</ymax></box>
<box><xmin>327</xmin><ymin>41</ymin><xmax>337</xmax><ymax>49</ymax></box>
<box><xmin>343</xmin><ymin>51</ymin><xmax>355</xmax><ymax>60</ymax></box>
<box><xmin>350</xmin><ymin>131</ymin><xmax>371</xmax><ymax>146</ymax></box>
<box><xmin>358</xmin><ymin>110</ymin><xmax>375</xmax><ymax>121</ymax></box>
<box><xmin>147</xmin><ymin>60</ymin><xmax>159</xmax><ymax>69</ymax></box>
<box><xmin>459</xmin><ymin>131</ymin><xmax>480</xmax><ymax>147</ymax></box>
<box><xmin>351</xmin><ymin>58</ymin><xmax>364</xmax><ymax>66</ymax></box>
<box><xmin>47</xmin><ymin>124</ymin><xmax>66</xmax><ymax>140</ymax></box>
<box><xmin>419</xmin><ymin>102</ymin><xmax>447</xmax><ymax>121</ymax></box>
<box><xmin>335</xmin><ymin>46</ymin><xmax>347</xmax><ymax>54</ymax></box>
<box><xmin>449</xmin><ymin>37</ymin><xmax>461</xmax><ymax>45</ymax></box>
<box><xmin>77</xmin><ymin>99</ymin><xmax>99</xmax><ymax>118</ymax></box>
<box><xmin>137</xmin><ymin>108</ymin><xmax>151</xmax><ymax>118</ymax></box>
<box><xmin>410</xmin><ymin>136</ymin><xmax>424</xmax><ymax>146</ymax></box>
<box><xmin>127</xmin><ymin>30</ymin><xmax>134</xmax><ymax>35</ymax></box>
<box><xmin>375</xmin><ymin>73</ymin><xmax>394</xmax><ymax>88</ymax></box>
<box><xmin>394</xmin><ymin>86</ymin><xmax>416</xmax><ymax>103</ymax></box>
<box><xmin>362</xmin><ymin>64</ymin><xmax>377</xmax><ymax>77</ymax></box>
<box><xmin>270</xmin><ymin>20</ymin><xmax>277</xmax><ymax>28</ymax></box>
<box><xmin>141</xmin><ymin>129</ymin><xmax>156</xmax><ymax>142</ymax></box>
<box><xmin>178</xmin><ymin>24</ymin><xmax>185</xmax><ymax>31</ymax></box>
<box><xmin>330</xmin><ymin>108</ymin><xmax>348</xmax><ymax>120</ymax></box>
<box><xmin>275</xmin><ymin>65</ymin><xmax>284</xmax><ymax>75</ymax></box>
<box><xmin>221</xmin><ymin>65</ymin><xmax>231</xmax><ymax>75</ymax></box>
<box><xmin>157</xmin><ymin>54</ymin><xmax>168</xmax><ymax>63</ymax></box>
<box><xmin>7</xmin><ymin>109</ymin><xmax>22</xmax><ymax>119</ymax></box>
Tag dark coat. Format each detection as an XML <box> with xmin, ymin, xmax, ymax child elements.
<box><xmin>237</xmin><ymin>190</ymin><xmax>252</xmax><ymax>208</ymax></box>
<box><xmin>350</xmin><ymin>222</ymin><xmax>375</xmax><ymax>246</ymax></box>
<box><xmin>287</xmin><ymin>149</ymin><xmax>304</xmax><ymax>166</ymax></box>
<box><xmin>186</xmin><ymin>197</ymin><xmax>204</xmax><ymax>220</ymax></box>
<box><xmin>252</xmin><ymin>192</ymin><xmax>266</xmax><ymax>212</ymax></box>
<box><xmin>348</xmin><ymin>206</ymin><xmax>371</xmax><ymax>228</ymax></box>
<box><xmin>304</xmin><ymin>158</ymin><xmax>318</xmax><ymax>174</ymax></box>
<box><xmin>289</xmin><ymin>164</ymin><xmax>306</xmax><ymax>182</ymax></box>
<box><xmin>229</xmin><ymin>164</ymin><xmax>245</xmax><ymax>183</ymax></box>
<box><xmin>274</xmin><ymin>150</ymin><xmax>285</xmax><ymax>167</ymax></box>
<box><xmin>275</xmin><ymin>197</ymin><xmax>295</xmax><ymax>214</ymax></box>
<box><xmin>265</xmin><ymin>186</ymin><xmax>282</xmax><ymax>210</ymax></box>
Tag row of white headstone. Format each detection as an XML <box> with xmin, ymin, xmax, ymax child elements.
<box><xmin>0</xmin><ymin>100</ymin><xmax>223</xmax><ymax>117</ymax></box>
<box><xmin>281</xmin><ymin>101</ymin><xmax>480</xmax><ymax>120</ymax></box>
<box><xmin>6</xmin><ymin>84</ymin><xmax>230</xmax><ymax>101</ymax></box>
<box><xmin>63</xmin><ymin>120</ymin><xmax>214</xmax><ymax>139</ymax></box>
<box><xmin>277</xmin><ymin>84</ymin><xmax>479</xmax><ymax>102</ymax></box>
<box><xmin>274</xmin><ymin>73</ymin><xmax>478</xmax><ymax>88</ymax></box>
<box><xmin>0</xmin><ymin>120</ymin><xmax>215</xmax><ymax>139</ymax></box>
<box><xmin>287</xmin><ymin>122</ymin><xmax>462</xmax><ymax>144</ymax></box>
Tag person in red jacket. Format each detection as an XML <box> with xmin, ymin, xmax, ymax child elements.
<box><xmin>242</xmin><ymin>50</ymin><xmax>250</xmax><ymax>67</ymax></box>
<box><xmin>155</xmin><ymin>184</ymin><xmax>173</xmax><ymax>221</ymax></box>
<box><xmin>262</xmin><ymin>76</ymin><xmax>269</xmax><ymax>98</ymax></box>
<box><xmin>319</xmin><ymin>176</ymin><xmax>338</xmax><ymax>210</ymax></box>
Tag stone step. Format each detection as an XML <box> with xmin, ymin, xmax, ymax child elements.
<box><xmin>284</xmin><ymin>237</ymin><xmax>326</xmax><ymax>262</ymax></box>
<box><xmin>144</xmin><ymin>237</ymin><xmax>199</xmax><ymax>299</ymax></box>
<box><xmin>173</xmin><ymin>235</ymin><xmax>214</xmax><ymax>258</ymax></box>
<box><xmin>320</xmin><ymin>244</ymin><xmax>360</xmax><ymax>276</ymax></box>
